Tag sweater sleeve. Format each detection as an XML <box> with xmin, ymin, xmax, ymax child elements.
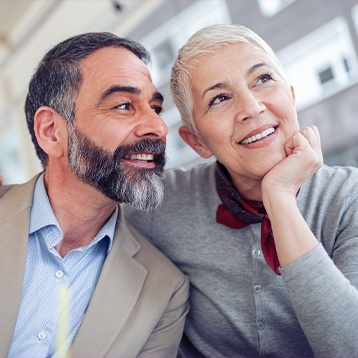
<box><xmin>281</xmin><ymin>241</ymin><xmax>358</xmax><ymax>357</ymax></box>
<box><xmin>279</xmin><ymin>166</ymin><xmax>358</xmax><ymax>357</ymax></box>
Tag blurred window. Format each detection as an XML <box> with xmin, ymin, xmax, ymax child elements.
<box><xmin>318</xmin><ymin>67</ymin><xmax>334</xmax><ymax>85</ymax></box>
<box><xmin>257</xmin><ymin>0</ymin><xmax>296</xmax><ymax>17</ymax></box>
<box><xmin>352</xmin><ymin>4</ymin><xmax>358</xmax><ymax>36</ymax></box>
<box><xmin>277</xmin><ymin>17</ymin><xmax>358</xmax><ymax>111</ymax></box>
<box><xmin>141</xmin><ymin>0</ymin><xmax>231</xmax><ymax>88</ymax></box>
<box><xmin>0</xmin><ymin>110</ymin><xmax>27</xmax><ymax>183</ymax></box>
<box><xmin>153</xmin><ymin>39</ymin><xmax>175</xmax><ymax>71</ymax></box>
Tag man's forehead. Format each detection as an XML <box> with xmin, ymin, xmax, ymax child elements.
<box><xmin>79</xmin><ymin>47</ymin><xmax>163</xmax><ymax>105</ymax></box>
<box><xmin>79</xmin><ymin>46</ymin><xmax>157</xmax><ymax>95</ymax></box>
<box><xmin>81</xmin><ymin>46</ymin><xmax>150</xmax><ymax>77</ymax></box>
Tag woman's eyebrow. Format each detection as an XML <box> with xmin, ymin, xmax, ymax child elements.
<box><xmin>201</xmin><ymin>82</ymin><xmax>226</xmax><ymax>100</ymax></box>
<box><xmin>201</xmin><ymin>63</ymin><xmax>269</xmax><ymax>99</ymax></box>
<box><xmin>247</xmin><ymin>62</ymin><xmax>267</xmax><ymax>75</ymax></box>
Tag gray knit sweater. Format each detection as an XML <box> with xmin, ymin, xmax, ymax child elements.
<box><xmin>125</xmin><ymin>162</ymin><xmax>358</xmax><ymax>357</ymax></box>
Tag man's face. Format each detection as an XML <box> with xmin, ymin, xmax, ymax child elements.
<box><xmin>68</xmin><ymin>123</ymin><xmax>166</xmax><ymax>211</ymax></box>
<box><xmin>67</xmin><ymin>46</ymin><xmax>168</xmax><ymax>211</ymax></box>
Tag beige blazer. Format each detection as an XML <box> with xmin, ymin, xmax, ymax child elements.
<box><xmin>0</xmin><ymin>175</ymin><xmax>189</xmax><ymax>358</ymax></box>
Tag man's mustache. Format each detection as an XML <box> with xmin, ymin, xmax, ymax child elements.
<box><xmin>114</xmin><ymin>139</ymin><xmax>167</xmax><ymax>168</ymax></box>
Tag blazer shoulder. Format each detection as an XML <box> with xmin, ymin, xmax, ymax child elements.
<box><xmin>0</xmin><ymin>184</ymin><xmax>15</xmax><ymax>199</ymax></box>
<box><xmin>0</xmin><ymin>176</ymin><xmax>40</xmax><ymax>222</ymax></box>
<box><xmin>126</xmin><ymin>221</ymin><xmax>187</xmax><ymax>282</ymax></box>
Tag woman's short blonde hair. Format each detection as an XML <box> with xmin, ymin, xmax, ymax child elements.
<box><xmin>170</xmin><ymin>24</ymin><xmax>289</xmax><ymax>135</ymax></box>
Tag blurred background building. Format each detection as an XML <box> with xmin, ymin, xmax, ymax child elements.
<box><xmin>0</xmin><ymin>0</ymin><xmax>357</xmax><ymax>184</ymax></box>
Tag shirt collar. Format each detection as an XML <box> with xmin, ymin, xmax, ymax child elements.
<box><xmin>30</xmin><ymin>173</ymin><xmax>117</xmax><ymax>253</ymax></box>
<box><xmin>30</xmin><ymin>173</ymin><xmax>61</xmax><ymax>235</ymax></box>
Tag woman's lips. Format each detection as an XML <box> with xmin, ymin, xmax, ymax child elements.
<box><xmin>239</xmin><ymin>126</ymin><xmax>277</xmax><ymax>145</ymax></box>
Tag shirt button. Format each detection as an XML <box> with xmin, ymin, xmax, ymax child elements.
<box><xmin>56</xmin><ymin>270</ymin><xmax>64</xmax><ymax>279</ymax></box>
<box><xmin>253</xmin><ymin>285</ymin><xmax>262</xmax><ymax>293</ymax></box>
<box><xmin>38</xmin><ymin>331</ymin><xmax>47</xmax><ymax>340</ymax></box>
<box><xmin>257</xmin><ymin>321</ymin><xmax>265</xmax><ymax>330</ymax></box>
<box><xmin>252</xmin><ymin>248</ymin><xmax>261</xmax><ymax>256</ymax></box>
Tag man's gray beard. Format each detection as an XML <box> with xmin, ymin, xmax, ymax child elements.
<box><xmin>67</xmin><ymin>123</ymin><xmax>165</xmax><ymax>212</ymax></box>
<box><xmin>114</xmin><ymin>169</ymin><xmax>164</xmax><ymax>212</ymax></box>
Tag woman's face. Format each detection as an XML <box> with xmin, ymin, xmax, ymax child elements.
<box><xmin>180</xmin><ymin>42</ymin><xmax>299</xmax><ymax>197</ymax></box>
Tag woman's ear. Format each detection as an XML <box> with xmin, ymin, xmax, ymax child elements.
<box><xmin>179</xmin><ymin>125</ymin><xmax>213</xmax><ymax>158</ymax></box>
<box><xmin>34</xmin><ymin>106</ymin><xmax>66</xmax><ymax>159</ymax></box>
<box><xmin>290</xmin><ymin>85</ymin><xmax>296</xmax><ymax>103</ymax></box>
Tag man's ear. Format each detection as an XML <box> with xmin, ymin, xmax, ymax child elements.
<box><xmin>179</xmin><ymin>125</ymin><xmax>213</xmax><ymax>158</ymax></box>
<box><xmin>34</xmin><ymin>106</ymin><xmax>66</xmax><ymax>159</ymax></box>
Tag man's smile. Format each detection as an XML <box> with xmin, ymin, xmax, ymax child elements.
<box><xmin>124</xmin><ymin>153</ymin><xmax>155</xmax><ymax>161</ymax></box>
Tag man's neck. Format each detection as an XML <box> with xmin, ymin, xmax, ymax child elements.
<box><xmin>44</xmin><ymin>168</ymin><xmax>116</xmax><ymax>257</ymax></box>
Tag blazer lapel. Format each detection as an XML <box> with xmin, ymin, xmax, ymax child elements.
<box><xmin>70</xmin><ymin>207</ymin><xmax>147</xmax><ymax>357</ymax></box>
<box><xmin>0</xmin><ymin>177</ymin><xmax>39</xmax><ymax>357</ymax></box>
<box><xmin>0</xmin><ymin>178</ymin><xmax>148</xmax><ymax>357</ymax></box>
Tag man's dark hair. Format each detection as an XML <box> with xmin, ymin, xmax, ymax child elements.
<box><xmin>25</xmin><ymin>32</ymin><xmax>151</xmax><ymax>167</ymax></box>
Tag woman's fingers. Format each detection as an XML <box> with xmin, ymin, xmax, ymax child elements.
<box><xmin>300</xmin><ymin>125</ymin><xmax>321</xmax><ymax>150</ymax></box>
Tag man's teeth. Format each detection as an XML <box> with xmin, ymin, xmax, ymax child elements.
<box><xmin>125</xmin><ymin>154</ymin><xmax>154</xmax><ymax>161</ymax></box>
<box><xmin>240</xmin><ymin>127</ymin><xmax>276</xmax><ymax>145</ymax></box>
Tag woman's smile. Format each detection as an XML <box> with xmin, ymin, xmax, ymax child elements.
<box><xmin>238</xmin><ymin>125</ymin><xmax>278</xmax><ymax>145</ymax></box>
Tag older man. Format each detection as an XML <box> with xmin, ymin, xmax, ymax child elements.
<box><xmin>0</xmin><ymin>32</ymin><xmax>189</xmax><ymax>358</ymax></box>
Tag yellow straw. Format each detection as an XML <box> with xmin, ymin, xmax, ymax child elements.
<box><xmin>56</xmin><ymin>284</ymin><xmax>70</xmax><ymax>358</ymax></box>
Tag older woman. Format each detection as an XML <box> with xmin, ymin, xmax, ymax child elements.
<box><xmin>126</xmin><ymin>24</ymin><xmax>358</xmax><ymax>357</ymax></box>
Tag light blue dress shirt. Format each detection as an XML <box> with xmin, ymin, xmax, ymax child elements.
<box><xmin>8</xmin><ymin>174</ymin><xmax>117</xmax><ymax>358</ymax></box>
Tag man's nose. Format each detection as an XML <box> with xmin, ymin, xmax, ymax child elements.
<box><xmin>135</xmin><ymin>108</ymin><xmax>168</xmax><ymax>140</ymax></box>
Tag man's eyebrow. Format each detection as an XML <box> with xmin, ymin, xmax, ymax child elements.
<box><xmin>98</xmin><ymin>85</ymin><xmax>164</xmax><ymax>104</ymax></box>
<box><xmin>99</xmin><ymin>85</ymin><xmax>141</xmax><ymax>104</ymax></box>
<box><xmin>153</xmin><ymin>91</ymin><xmax>164</xmax><ymax>103</ymax></box>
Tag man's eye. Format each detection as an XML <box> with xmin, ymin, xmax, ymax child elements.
<box><xmin>116</xmin><ymin>103</ymin><xmax>130</xmax><ymax>110</ymax></box>
<box><xmin>152</xmin><ymin>106</ymin><xmax>163</xmax><ymax>115</ymax></box>
<box><xmin>208</xmin><ymin>94</ymin><xmax>230</xmax><ymax>107</ymax></box>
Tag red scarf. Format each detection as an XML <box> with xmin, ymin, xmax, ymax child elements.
<box><xmin>215</xmin><ymin>161</ymin><xmax>280</xmax><ymax>275</ymax></box>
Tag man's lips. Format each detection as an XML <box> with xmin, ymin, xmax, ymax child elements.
<box><xmin>115</xmin><ymin>138</ymin><xmax>166</xmax><ymax>167</ymax></box>
<box><xmin>123</xmin><ymin>153</ymin><xmax>155</xmax><ymax>161</ymax></box>
<box><xmin>239</xmin><ymin>126</ymin><xmax>277</xmax><ymax>145</ymax></box>
<box><xmin>121</xmin><ymin>151</ymin><xmax>166</xmax><ymax>169</ymax></box>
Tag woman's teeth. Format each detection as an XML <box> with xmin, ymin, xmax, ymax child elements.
<box><xmin>240</xmin><ymin>127</ymin><xmax>276</xmax><ymax>145</ymax></box>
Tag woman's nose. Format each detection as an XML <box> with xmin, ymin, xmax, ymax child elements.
<box><xmin>235</xmin><ymin>90</ymin><xmax>266</xmax><ymax>122</ymax></box>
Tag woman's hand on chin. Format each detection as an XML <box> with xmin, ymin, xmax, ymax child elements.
<box><xmin>262</xmin><ymin>125</ymin><xmax>323</xmax><ymax>200</ymax></box>
<box><xmin>261</xmin><ymin>125</ymin><xmax>322</xmax><ymax>267</ymax></box>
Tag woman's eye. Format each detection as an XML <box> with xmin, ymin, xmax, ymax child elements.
<box><xmin>257</xmin><ymin>73</ymin><xmax>273</xmax><ymax>85</ymax></box>
<box><xmin>209</xmin><ymin>94</ymin><xmax>230</xmax><ymax>107</ymax></box>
